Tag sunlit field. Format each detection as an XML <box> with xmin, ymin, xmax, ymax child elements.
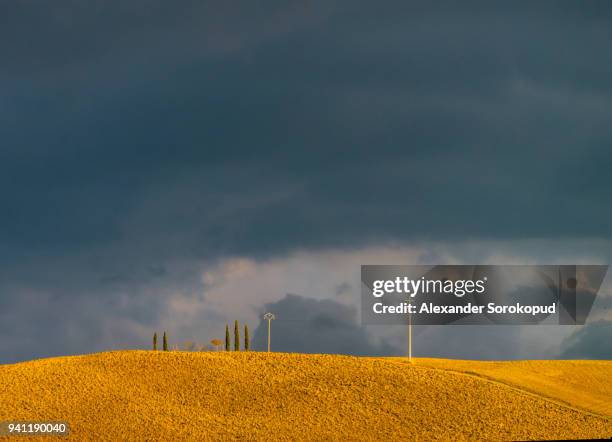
<box><xmin>411</xmin><ymin>358</ymin><xmax>612</xmax><ymax>418</ymax></box>
<box><xmin>1</xmin><ymin>351</ymin><xmax>610</xmax><ymax>440</ymax></box>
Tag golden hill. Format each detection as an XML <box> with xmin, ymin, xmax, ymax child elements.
<box><xmin>0</xmin><ymin>351</ymin><xmax>610</xmax><ymax>441</ymax></box>
<box><xmin>412</xmin><ymin>358</ymin><xmax>612</xmax><ymax>419</ymax></box>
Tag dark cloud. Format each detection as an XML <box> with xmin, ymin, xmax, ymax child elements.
<box><xmin>0</xmin><ymin>2</ymin><xmax>611</xmax><ymax>361</ymax></box>
<box><xmin>0</xmin><ymin>1</ymin><xmax>329</xmax><ymax>77</ymax></box>
<box><xmin>252</xmin><ymin>294</ymin><xmax>397</xmax><ymax>355</ymax></box>
<box><xmin>1</xmin><ymin>1</ymin><xmax>612</xmax><ymax>261</ymax></box>
<box><xmin>560</xmin><ymin>320</ymin><xmax>612</xmax><ymax>359</ymax></box>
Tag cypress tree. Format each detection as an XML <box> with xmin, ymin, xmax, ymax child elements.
<box><xmin>244</xmin><ymin>324</ymin><xmax>250</xmax><ymax>351</ymax></box>
<box><xmin>234</xmin><ymin>320</ymin><xmax>240</xmax><ymax>351</ymax></box>
<box><xmin>153</xmin><ymin>332</ymin><xmax>158</xmax><ymax>351</ymax></box>
<box><xmin>225</xmin><ymin>324</ymin><xmax>230</xmax><ymax>351</ymax></box>
<box><xmin>163</xmin><ymin>331</ymin><xmax>168</xmax><ymax>351</ymax></box>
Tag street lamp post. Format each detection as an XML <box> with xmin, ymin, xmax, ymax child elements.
<box><xmin>263</xmin><ymin>312</ymin><xmax>275</xmax><ymax>352</ymax></box>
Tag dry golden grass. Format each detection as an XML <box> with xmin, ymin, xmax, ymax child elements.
<box><xmin>0</xmin><ymin>351</ymin><xmax>610</xmax><ymax>441</ymax></box>
<box><xmin>411</xmin><ymin>358</ymin><xmax>612</xmax><ymax>419</ymax></box>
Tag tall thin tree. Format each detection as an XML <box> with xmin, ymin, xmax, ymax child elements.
<box><xmin>153</xmin><ymin>332</ymin><xmax>158</xmax><ymax>351</ymax></box>
<box><xmin>234</xmin><ymin>320</ymin><xmax>240</xmax><ymax>351</ymax></box>
<box><xmin>244</xmin><ymin>324</ymin><xmax>250</xmax><ymax>351</ymax></box>
<box><xmin>163</xmin><ymin>331</ymin><xmax>168</xmax><ymax>351</ymax></box>
<box><xmin>225</xmin><ymin>324</ymin><xmax>230</xmax><ymax>351</ymax></box>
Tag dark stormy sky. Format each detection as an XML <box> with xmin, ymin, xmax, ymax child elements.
<box><xmin>1</xmin><ymin>1</ymin><xmax>611</xmax><ymax>363</ymax></box>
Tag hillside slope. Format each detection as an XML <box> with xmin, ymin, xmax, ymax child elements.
<box><xmin>411</xmin><ymin>358</ymin><xmax>612</xmax><ymax>418</ymax></box>
<box><xmin>0</xmin><ymin>351</ymin><xmax>610</xmax><ymax>440</ymax></box>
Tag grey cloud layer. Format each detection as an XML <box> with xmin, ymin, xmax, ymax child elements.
<box><xmin>2</xmin><ymin>2</ymin><xmax>612</xmax><ymax>259</ymax></box>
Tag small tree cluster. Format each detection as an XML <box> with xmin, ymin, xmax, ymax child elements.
<box><xmin>223</xmin><ymin>321</ymin><xmax>250</xmax><ymax>351</ymax></box>
<box><xmin>153</xmin><ymin>325</ymin><xmax>250</xmax><ymax>353</ymax></box>
<box><xmin>153</xmin><ymin>331</ymin><xmax>169</xmax><ymax>351</ymax></box>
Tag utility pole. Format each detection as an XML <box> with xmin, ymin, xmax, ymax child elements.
<box><xmin>263</xmin><ymin>312</ymin><xmax>275</xmax><ymax>352</ymax></box>
<box><xmin>408</xmin><ymin>298</ymin><xmax>412</xmax><ymax>363</ymax></box>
